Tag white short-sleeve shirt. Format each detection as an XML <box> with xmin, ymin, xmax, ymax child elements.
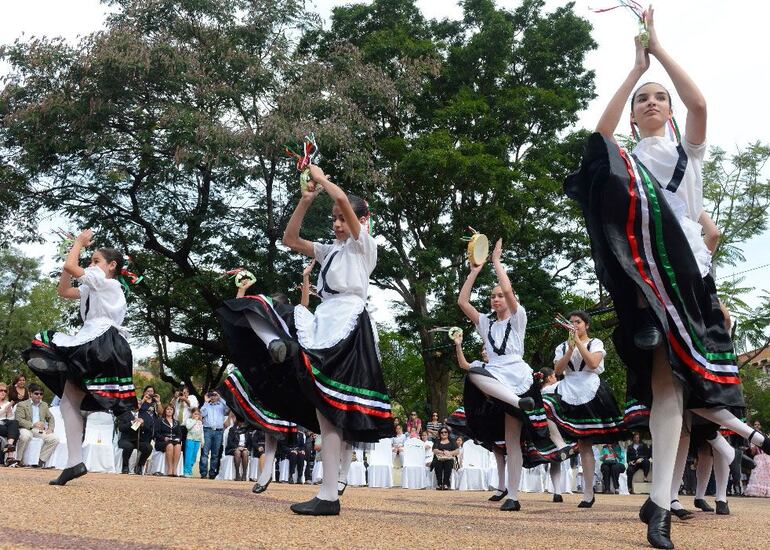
<box><xmin>553</xmin><ymin>338</ymin><xmax>606</xmax><ymax>405</ymax></box>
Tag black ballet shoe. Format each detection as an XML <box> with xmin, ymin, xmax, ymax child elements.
<box><xmin>639</xmin><ymin>499</ymin><xmax>674</xmax><ymax>549</ymax></box>
<box><xmin>556</xmin><ymin>445</ymin><xmax>574</xmax><ymax>462</ymax></box>
<box><xmin>715</xmin><ymin>500</ymin><xmax>730</xmax><ymax>515</ymax></box>
<box><xmin>748</xmin><ymin>429</ymin><xmax>770</xmax><ymax>454</ymax></box>
<box><xmin>252</xmin><ymin>479</ymin><xmax>271</xmax><ymax>494</ymax></box>
<box><xmin>693</xmin><ymin>498</ymin><xmax>714</xmax><ymax>512</ymax></box>
<box><xmin>577</xmin><ymin>496</ymin><xmax>595</xmax><ymax>508</ymax></box>
<box><xmin>553</xmin><ymin>494</ymin><xmax>563</xmax><ymax>503</ymax></box>
<box><xmin>49</xmin><ymin>462</ymin><xmax>87</xmax><ymax>486</ymax></box>
<box><xmin>268</xmin><ymin>338</ymin><xmax>298</xmax><ymax>364</ymax></box>
<box><xmin>518</xmin><ymin>397</ymin><xmax>535</xmax><ymax>411</ymax></box>
<box><xmin>500</xmin><ymin>499</ymin><xmax>521</xmax><ymax>511</ymax></box>
<box><xmin>634</xmin><ymin>321</ymin><xmax>663</xmax><ymax>351</ymax></box>
<box><xmin>337</xmin><ymin>481</ymin><xmax>348</xmax><ymax>496</ymax></box>
<box><xmin>488</xmin><ymin>489</ymin><xmax>508</xmax><ymax>502</ymax></box>
<box><xmin>670</xmin><ymin>500</ymin><xmax>694</xmax><ymax>520</ymax></box>
<box><xmin>290</xmin><ymin>497</ymin><xmax>340</xmax><ymax>516</ymax></box>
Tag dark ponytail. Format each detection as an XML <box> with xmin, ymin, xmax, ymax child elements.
<box><xmin>97</xmin><ymin>247</ymin><xmax>125</xmax><ymax>279</ymax></box>
<box><xmin>347</xmin><ymin>194</ymin><xmax>369</xmax><ymax>219</ymax></box>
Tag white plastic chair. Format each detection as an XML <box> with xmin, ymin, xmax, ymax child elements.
<box><xmin>347</xmin><ymin>448</ymin><xmax>367</xmax><ymax>486</ymax></box>
<box><xmin>45</xmin><ymin>406</ymin><xmax>68</xmax><ymax>469</ymax></box>
<box><xmin>81</xmin><ymin>412</ymin><xmax>116</xmax><ymax>473</ymax></box>
<box><xmin>312</xmin><ymin>461</ymin><xmax>324</xmax><ymax>484</ymax></box>
<box><xmin>21</xmin><ymin>437</ymin><xmax>44</xmax><ymax>466</ymax></box>
<box><xmin>149</xmin><ymin>448</ymin><xmax>184</xmax><ymax>475</ymax></box>
<box><xmin>457</xmin><ymin>440</ymin><xmax>488</xmax><ymax>490</ymax></box>
<box><xmin>248</xmin><ymin>456</ymin><xmax>260</xmax><ymax>481</ymax></box>
<box><xmin>367</xmin><ymin>438</ymin><xmax>394</xmax><ymax>488</ymax></box>
<box><xmin>401</xmin><ymin>439</ymin><xmax>428</xmax><ymax>489</ymax></box>
<box><xmin>520</xmin><ymin>464</ymin><xmax>545</xmax><ymax>492</ymax></box>
<box><xmin>216</xmin><ymin>427</ymin><xmax>237</xmax><ymax>480</ymax></box>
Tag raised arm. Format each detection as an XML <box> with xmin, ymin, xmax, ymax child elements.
<box><xmin>282</xmin><ymin>185</ymin><xmax>322</xmax><ymax>258</ymax></box>
<box><xmin>458</xmin><ymin>262</ymin><xmax>484</xmax><ymax>326</ymax></box>
<box><xmin>453</xmin><ymin>333</ymin><xmax>471</xmax><ymax>371</ymax></box>
<box><xmin>307</xmin><ymin>165</ymin><xmax>362</xmax><ymax>240</ymax></box>
<box><xmin>596</xmin><ymin>36</ymin><xmax>649</xmax><ymax>140</ymax></box>
<box><xmin>491</xmin><ymin>239</ymin><xmax>519</xmax><ymax>314</ymax></box>
<box><xmin>645</xmin><ymin>7</ymin><xmax>707</xmax><ymax>145</ymax></box>
<box><xmin>62</xmin><ymin>229</ymin><xmax>92</xmax><ymax>280</ymax></box>
<box><xmin>57</xmin><ymin>271</ymin><xmax>80</xmax><ymax>300</ymax></box>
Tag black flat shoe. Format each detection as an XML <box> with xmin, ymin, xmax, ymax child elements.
<box><xmin>488</xmin><ymin>489</ymin><xmax>508</xmax><ymax>502</ymax></box>
<box><xmin>670</xmin><ymin>504</ymin><xmax>694</xmax><ymax>520</ymax></box>
<box><xmin>518</xmin><ymin>397</ymin><xmax>535</xmax><ymax>411</ymax></box>
<box><xmin>500</xmin><ymin>499</ymin><xmax>521</xmax><ymax>511</ymax></box>
<box><xmin>577</xmin><ymin>496</ymin><xmax>595</xmax><ymax>508</ymax></box>
<box><xmin>556</xmin><ymin>445</ymin><xmax>574</xmax><ymax>462</ymax></box>
<box><xmin>268</xmin><ymin>339</ymin><xmax>298</xmax><ymax>364</ymax></box>
<box><xmin>634</xmin><ymin>323</ymin><xmax>663</xmax><ymax>350</ymax></box>
<box><xmin>49</xmin><ymin>462</ymin><xmax>87</xmax><ymax>486</ymax></box>
<box><xmin>252</xmin><ymin>480</ymin><xmax>271</xmax><ymax>494</ymax></box>
<box><xmin>337</xmin><ymin>481</ymin><xmax>348</xmax><ymax>496</ymax></box>
<box><xmin>639</xmin><ymin>499</ymin><xmax>674</xmax><ymax>549</ymax></box>
<box><xmin>715</xmin><ymin>500</ymin><xmax>730</xmax><ymax>515</ymax></box>
<box><xmin>290</xmin><ymin>497</ymin><xmax>340</xmax><ymax>516</ymax></box>
<box><xmin>693</xmin><ymin>498</ymin><xmax>714</xmax><ymax>512</ymax></box>
<box><xmin>553</xmin><ymin>494</ymin><xmax>563</xmax><ymax>503</ymax></box>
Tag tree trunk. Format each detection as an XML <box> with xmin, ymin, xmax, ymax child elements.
<box><xmin>415</xmin><ymin>288</ymin><xmax>450</xmax><ymax>418</ymax></box>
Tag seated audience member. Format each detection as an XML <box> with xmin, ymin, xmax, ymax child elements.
<box><xmin>8</xmin><ymin>375</ymin><xmax>29</xmax><ymax>404</ymax></box>
<box><xmin>432</xmin><ymin>427</ymin><xmax>459</xmax><ymax>490</ymax></box>
<box><xmin>15</xmin><ymin>383</ymin><xmax>58</xmax><ymax>467</ymax></box>
<box><xmin>225</xmin><ymin>419</ymin><xmax>252</xmax><ymax>481</ymax></box>
<box><xmin>155</xmin><ymin>404</ymin><xmax>183</xmax><ymax>476</ymax></box>
<box><xmin>0</xmin><ymin>382</ymin><xmax>21</xmax><ymax>466</ymax></box>
<box><xmin>117</xmin><ymin>399</ymin><xmax>153</xmax><ymax>474</ymax></box>
<box><xmin>406</xmin><ymin>411</ymin><xmax>422</xmax><ymax>435</ymax></box>
<box><xmin>600</xmin><ymin>443</ymin><xmax>626</xmax><ymax>494</ymax></box>
<box><xmin>392</xmin><ymin>424</ymin><xmax>407</xmax><ymax>468</ymax></box>
<box><xmin>455</xmin><ymin>436</ymin><xmax>464</xmax><ymax>468</ymax></box>
<box><xmin>625</xmin><ymin>432</ymin><xmax>651</xmax><ymax>494</ymax></box>
<box><xmin>421</xmin><ymin>430</ymin><xmax>433</xmax><ymax>467</ymax></box>
<box><xmin>426</xmin><ymin>412</ymin><xmax>442</xmax><ymax>440</ymax></box>
<box><xmin>183</xmin><ymin>408</ymin><xmax>204</xmax><ymax>477</ymax></box>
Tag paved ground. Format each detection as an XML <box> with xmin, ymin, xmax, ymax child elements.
<box><xmin>2</xmin><ymin>468</ymin><xmax>768</xmax><ymax>549</ymax></box>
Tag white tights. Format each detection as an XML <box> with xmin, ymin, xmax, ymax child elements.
<box><xmin>504</xmin><ymin>414</ymin><xmax>523</xmax><ymax>499</ymax></box>
<box><xmin>257</xmin><ymin>434</ymin><xmax>277</xmax><ymax>486</ymax></box>
<box><xmin>694</xmin><ymin>434</ymin><xmax>732</xmax><ymax>502</ymax></box>
<box><xmin>547</xmin><ymin>419</ymin><xmax>567</xmax><ymax>450</ymax></box>
<box><xmin>494</xmin><ymin>450</ymin><xmax>506</xmax><ymax>493</ymax></box>
<box><xmin>690</xmin><ymin>407</ymin><xmax>766</xmax><ymax>447</ymax></box>
<box><xmin>669</xmin><ymin>413</ymin><xmax>691</xmax><ymax>510</ymax></box>
<box><xmin>550</xmin><ymin>463</ymin><xmax>562</xmax><ymax>495</ymax></box>
<box><xmin>246</xmin><ymin>313</ymin><xmax>281</xmax><ymax>346</ymax></box>
<box><xmin>338</xmin><ymin>443</ymin><xmax>353</xmax><ymax>491</ymax></box>
<box><xmin>468</xmin><ymin>373</ymin><xmax>521</xmax><ymax>409</ymax></box>
<box><xmin>316</xmin><ymin>411</ymin><xmax>341</xmax><ymax>502</ymax></box>
<box><xmin>578</xmin><ymin>440</ymin><xmax>595</xmax><ymax>501</ymax></box>
<box><xmin>60</xmin><ymin>381</ymin><xmax>86</xmax><ymax>468</ymax></box>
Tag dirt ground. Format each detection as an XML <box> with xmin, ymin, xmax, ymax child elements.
<box><xmin>2</xmin><ymin>468</ymin><xmax>768</xmax><ymax>549</ymax></box>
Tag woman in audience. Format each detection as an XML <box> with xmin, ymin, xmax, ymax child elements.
<box><xmin>392</xmin><ymin>423</ymin><xmax>407</xmax><ymax>468</ymax></box>
<box><xmin>0</xmin><ymin>382</ymin><xmax>20</xmax><ymax>466</ymax></box>
<box><xmin>226</xmin><ymin>419</ymin><xmax>253</xmax><ymax>481</ymax></box>
<box><xmin>426</xmin><ymin>412</ymin><xmax>442</xmax><ymax>440</ymax></box>
<box><xmin>155</xmin><ymin>404</ymin><xmax>183</xmax><ymax>476</ymax></box>
<box><xmin>8</xmin><ymin>375</ymin><xmax>28</xmax><ymax>404</ymax></box>
<box><xmin>432</xmin><ymin>427</ymin><xmax>459</xmax><ymax>490</ymax></box>
<box><xmin>746</xmin><ymin>420</ymin><xmax>770</xmax><ymax>497</ymax></box>
<box><xmin>407</xmin><ymin>411</ymin><xmax>422</xmax><ymax>434</ymax></box>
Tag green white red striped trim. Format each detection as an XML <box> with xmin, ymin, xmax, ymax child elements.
<box><xmin>224</xmin><ymin>371</ymin><xmax>297</xmax><ymax>434</ymax></box>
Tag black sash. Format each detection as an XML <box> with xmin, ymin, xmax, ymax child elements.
<box><xmin>632</xmin><ymin>143</ymin><xmax>688</xmax><ymax>193</ymax></box>
<box><xmin>319</xmin><ymin>250</ymin><xmax>340</xmax><ymax>297</ymax></box>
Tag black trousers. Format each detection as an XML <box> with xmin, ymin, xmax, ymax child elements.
<box><xmin>289</xmin><ymin>451</ymin><xmax>305</xmax><ymax>482</ymax></box>
<box><xmin>626</xmin><ymin>459</ymin><xmax>651</xmax><ymax>492</ymax></box>
<box><xmin>0</xmin><ymin>419</ymin><xmax>20</xmax><ymax>442</ymax></box>
<box><xmin>601</xmin><ymin>462</ymin><xmax>625</xmax><ymax>492</ymax></box>
<box><xmin>435</xmin><ymin>460</ymin><xmax>454</xmax><ymax>487</ymax></box>
<box><xmin>118</xmin><ymin>438</ymin><xmax>152</xmax><ymax>473</ymax></box>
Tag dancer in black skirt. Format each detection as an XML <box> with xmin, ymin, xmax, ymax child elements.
<box><xmin>218</xmin><ymin>164</ymin><xmax>394</xmax><ymax>516</ymax></box>
<box><xmin>544</xmin><ymin>310</ymin><xmax>627</xmax><ymax>507</ymax></box>
<box><xmin>24</xmin><ymin>229</ymin><xmax>136</xmax><ymax>485</ymax></box>
<box><xmin>565</xmin><ymin>8</ymin><xmax>768</xmax><ymax>548</ymax></box>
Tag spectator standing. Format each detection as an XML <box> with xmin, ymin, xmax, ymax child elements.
<box><xmin>426</xmin><ymin>412</ymin><xmax>442</xmax><ymax>440</ymax></box>
<box><xmin>432</xmin><ymin>427</ymin><xmax>459</xmax><ymax>490</ymax></box>
<box><xmin>455</xmin><ymin>436</ymin><xmax>464</xmax><ymax>468</ymax></box>
<box><xmin>287</xmin><ymin>430</ymin><xmax>308</xmax><ymax>484</ymax></box>
<box><xmin>183</xmin><ymin>408</ymin><xmax>204</xmax><ymax>477</ymax></box>
<box><xmin>116</xmin><ymin>400</ymin><xmax>152</xmax><ymax>475</ymax></box>
<box><xmin>155</xmin><ymin>404</ymin><xmax>183</xmax><ymax>476</ymax></box>
<box><xmin>15</xmin><ymin>384</ymin><xmax>59</xmax><ymax>467</ymax></box>
<box><xmin>0</xmin><ymin>382</ymin><xmax>21</xmax><ymax>465</ymax></box>
<box><xmin>600</xmin><ymin>443</ymin><xmax>626</xmax><ymax>494</ymax></box>
<box><xmin>225</xmin><ymin>419</ymin><xmax>252</xmax><ymax>481</ymax></box>
<box><xmin>199</xmin><ymin>390</ymin><xmax>228</xmax><ymax>479</ymax></box>
<box><xmin>746</xmin><ymin>420</ymin><xmax>770</xmax><ymax>497</ymax></box>
<box><xmin>8</xmin><ymin>374</ymin><xmax>29</xmax><ymax>404</ymax></box>
<box><xmin>626</xmin><ymin>432</ymin><xmax>651</xmax><ymax>494</ymax></box>
<box><xmin>406</xmin><ymin>411</ymin><xmax>422</xmax><ymax>434</ymax></box>
<box><xmin>172</xmin><ymin>384</ymin><xmax>199</xmax><ymax>424</ymax></box>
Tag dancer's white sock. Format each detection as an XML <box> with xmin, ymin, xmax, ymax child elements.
<box><xmin>669</xmin><ymin>413</ymin><xmax>691</xmax><ymax>509</ymax></box>
<box><xmin>691</xmin><ymin>407</ymin><xmax>765</xmax><ymax>446</ymax></box>
<box><xmin>708</xmin><ymin>434</ymin><xmax>733</xmax><ymax>502</ymax></box>
<box><xmin>257</xmin><ymin>435</ymin><xmax>277</xmax><ymax>486</ymax></box>
<box><xmin>469</xmin><ymin>373</ymin><xmax>521</xmax><ymax>409</ymax></box>
<box><xmin>579</xmin><ymin>441</ymin><xmax>595</xmax><ymax>501</ymax></box>
<box><xmin>504</xmin><ymin>414</ymin><xmax>523</xmax><ymax>499</ymax></box>
<box><xmin>246</xmin><ymin>313</ymin><xmax>282</xmax><ymax>346</ymax></box>
<box><xmin>547</xmin><ymin>419</ymin><xmax>567</xmax><ymax>449</ymax></box>
<box><xmin>316</xmin><ymin>411</ymin><xmax>341</xmax><ymax>502</ymax></box>
<box><xmin>495</xmin><ymin>451</ymin><xmax>506</xmax><ymax>494</ymax></box>
<box><xmin>695</xmin><ymin>446</ymin><xmax>712</xmax><ymax>500</ymax></box>
<box><xmin>649</xmin><ymin>347</ymin><xmax>684</xmax><ymax>510</ymax></box>
<box><xmin>60</xmin><ymin>381</ymin><xmax>86</xmax><ymax>468</ymax></box>
<box><xmin>338</xmin><ymin>443</ymin><xmax>353</xmax><ymax>491</ymax></box>
<box><xmin>550</xmin><ymin>463</ymin><xmax>562</xmax><ymax>495</ymax></box>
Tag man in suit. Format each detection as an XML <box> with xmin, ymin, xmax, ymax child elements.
<box><xmin>117</xmin><ymin>399</ymin><xmax>153</xmax><ymax>475</ymax></box>
<box><xmin>16</xmin><ymin>383</ymin><xmax>59</xmax><ymax>467</ymax></box>
<box><xmin>626</xmin><ymin>432</ymin><xmax>652</xmax><ymax>494</ymax></box>
<box><xmin>288</xmin><ymin>430</ymin><xmax>308</xmax><ymax>484</ymax></box>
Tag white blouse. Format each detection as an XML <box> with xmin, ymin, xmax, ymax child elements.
<box><xmin>295</xmin><ymin>231</ymin><xmax>377</xmax><ymax>350</ymax></box>
<box><xmin>632</xmin><ymin>136</ymin><xmax>711</xmax><ymax>277</ymax></box>
<box><xmin>553</xmin><ymin>338</ymin><xmax>606</xmax><ymax>405</ymax></box>
<box><xmin>52</xmin><ymin>266</ymin><xmax>128</xmax><ymax>348</ymax></box>
<box><xmin>473</xmin><ymin>307</ymin><xmax>533</xmax><ymax>395</ymax></box>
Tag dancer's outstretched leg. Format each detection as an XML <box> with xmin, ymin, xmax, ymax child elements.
<box><xmin>253</xmin><ymin>435</ymin><xmax>277</xmax><ymax>492</ymax></box>
<box><xmin>691</xmin><ymin>408</ymin><xmax>768</xmax><ymax>448</ymax></box>
<box><xmin>500</xmin><ymin>414</ymin><xmax>523</xmax><ymax>511</ymax></box>
<box><xmin>468</xmin><ymin>373</ymin><xmax>532</xmax><ymax>410</ymax></box>
<box><xmin>546</xmin><ymin>419</ymin><xmax>567</xmax><ymax>449</ymax></box>
<box><xmin>290</xmin><ymin>411</ymin><xmax>341</xmax><ymax>515</ymax></box>
<box><xmin>49</xmin><ymin>380</ymin><xmax>87</xmax><ymax>485</ymax></box>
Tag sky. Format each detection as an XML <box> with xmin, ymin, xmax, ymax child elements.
<box><xmin>2</xmin><ymin>0</ymin><xmax>769</xmax><ymax>352</ymax></box>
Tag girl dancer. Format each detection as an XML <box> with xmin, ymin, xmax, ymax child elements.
<box><xmin>457</xmin><ymin>239</ymin><xmax>572</xmax><ymax>511</ymax></box>
<box><xmin>218</xmin><ymin>164</ymin><xmax>394</xmax><ymax>515</ymax></box>
<box><xmin>566</xmin><ymin>8</ymin><xmax>765</xmax><ymax>547</ymax></box>
<box><xmin>544</xmin><ymin>310</ymin><xmax>627</xmax><ymax>507</ymax></box>
<box><xmin>24</xmin><ymin>229</ymin><xmax>136</xmax><ymax>485</ymax></box>
<box><xmin>539</xmin><ymin>367</ymin><xmax>567</xmax><ymax>502</ymax></box>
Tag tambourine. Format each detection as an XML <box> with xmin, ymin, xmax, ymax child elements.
<box><xmin>466</xmin><ymin>230</ymin><xmax>489</xmax><ymax>267</ymax></box>
<box><xmin>447</xmin><ymin>327</ymin><xmax>463</xmax><ymax>341</ymax></box>
<box><xmin>233</xmin><ymin>269</ymin><xmax>256</xmax><ymax>288</ymax></box>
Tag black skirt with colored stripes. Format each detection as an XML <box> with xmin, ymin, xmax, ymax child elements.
<box><xmin>217</xmin><ymin>367</ymin><xmax>299</xmax><ymax>442</ymax></box>
<box><xmin>217</xmin><ymin>295</ymin><xmax>395</xmax><ymax>443</ymax></box>
<box><xmin>23</xmin><ymin>327</ymin><xmax>136</xmax><ymax>415</ymax></box>
<box><xmin>542</xmin><ymin>380</ymin><xmax>628</xmax><ymax>444</ymax></box>
<box><xmin>564</xmin><ymin>133</ymin><xmax>745</xmax><ymax>411</ymax></box>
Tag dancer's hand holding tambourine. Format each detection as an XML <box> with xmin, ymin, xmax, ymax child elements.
<box><xmin>644</xmin><ymin>6</ymin><xmax>660</xmax><ymax>56</ymax></box>
<box><xmin>75</xmin><ymin>228</ymin><xmax>94</xmax><ymax>248</ymax></box>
